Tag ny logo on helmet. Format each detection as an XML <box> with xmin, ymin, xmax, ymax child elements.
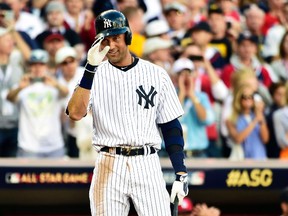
<box><xmin>136</xmin><ymin>85</ymin><xmax>157</xmax><ymax>109</ymax></box>
<box><xmin>103</xmin><ymin>18</ymin><xmax>112</xmax><ymax>28</ymax></box>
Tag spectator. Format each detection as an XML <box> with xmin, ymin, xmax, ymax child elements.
<box><xmin>143</xmin><ymin>36</ymin><xmax>174</xmax><ymax>72</ymax></box>
<box><xmin>55</xmin><ymin>46</ymin><xmax>84</xmax><ymax>158</ymax></box>
<box><xmin>262</xmin><ymin>0</ymin><xmax>285</xmax><ymax>35</ymax></box>
<box><xmin>173</xmin><ymin>57</ymin><xmax>215</xmax><ymax>158</ymax></box>
<box><xmin>64</xmin><ymin>0</ymin><xmax>86</xmax><ymax>33</ymax></box>
<box><xmin>35</xmin><ymin>1</ymin><xmax>85</xmax><ymax>64</ymax></box>
<box><xmin>0</xmin><ymin>2</ymin><xmax>38</xmax><ymax>52</ymax></box>
<box><xmin>0</xmin><ymin>27</ymin><xmax>24</xmax><ymax>157</ymax></box>
<box><xmin>226</xmin><ymin>83</ymin><xmax>269</xmax><ymax>159</ymax></box>
<box><xmin>220</xmin><ymin>69</ymin><xmax>271</xmax><ymax>158</ymax></box>
<box><xmin>78</xmin><ymin>6</ymin><xmax>96</xmax><ymax>53</ymax></box>
<box><xmin>270</xmin><ymin>31</ymin><xmax>288</xmax><ymax>82</ymax></box>
<box><xmin>243</xmin><ymin>4</ymin><xmax>266</xmax><ymax>50</ymax></box>
<box><xmin>238</xmin><ymin>0</ymin><xmax>259</xmax><ymax>12</ymax></box>
<box><xmin>207</xmin><ymin>3</ymin><xmax>233</xmax><ymax>64</ymax></box>
<box><xmin>63</xmin><ymin>0</ymin><xmax>97</xmax><ymax>52</ymax></box>
<box><xmin>216</xmin><ymin>0</ymin><xmax>241</xmax><ymax>25</ymax></box>
<box><xmin>184</xmin><ymin>0</ymin><xmax>206</xmax><ymax>28</ymax></box>
<box><xmin>3</xmin><ymin>0</ymin><xmax>45</xmax><ymax>39</ymax></box>
<box><xmin>181</xmin><ymin>43</ymin><xmax>228</xmax><ymax>157</ymax></box>
<box><xmin>6</xmin><ymin>49</ymin><xmax>69</xmax><ymax>158</ymax></box>
<box><xmin>273</xmin><ymin>82</ymin><xmax>288</xmax><ymax>159</ymax></box>
<box><xmin>41</xmin><ymin>31</ymin><xmax>66</xmax><ymax>75</ymax></box>
<box><xmin>265</xmin><ymin>82</ymin><xmax>286</xmax><ymax>158</ymax></box>
<box><xmin>262</xmin><ymin>2</ymin><xmax>288</xmax><ymax>62</ymax></box>
<box><xmin>221</xmin><ymin>31</ymin><xmax>274</xmax><ymax>90</ymax></box>
<box><xmin>181</xmin><ymin>43</ymin><xmax>228</xmax><ymax>103</ymax></box>
<box><xmin>163</xmin><ymin>2</ymin><xmax>188</xmax><ymax>47</ymax></box>
<box><xmin>27</xmin><ymin>0</ymin><xmax>48</xmax><ymax>19</ymax></box>
<box><xmin>185</xmin><ymin>21</ymin><xmax>227</xmax><ymax>72</ymax></box>
<box><xmin>122</xmin><ymin>6</ymin><xmax>146</xmax><ymax>58</ymax></box>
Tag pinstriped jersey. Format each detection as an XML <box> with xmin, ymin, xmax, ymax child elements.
<box><xmin>89</xmin><ymin>58</ymin><xmax>184</xmax><ymax>149</ymax></box>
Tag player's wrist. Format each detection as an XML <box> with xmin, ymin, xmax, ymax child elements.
<box><xmin>85</xmin><ymin>62</ymin><xmax>98</xmax><ymax>73</ymax></box>
<box><xmin>79</xmin><ymin>64</ymin><xmax>98</xmax><ymax>90</ymax></box>
<box><xmin>176</xmin><ymin>173</ymin><xmax>188</xmax><ymax>182</ymax></box>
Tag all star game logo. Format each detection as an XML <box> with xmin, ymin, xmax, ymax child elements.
<box><xmin>5</xmin><ymin>172</ymin><xmax>92</xmax><ymax>184</ymax></box>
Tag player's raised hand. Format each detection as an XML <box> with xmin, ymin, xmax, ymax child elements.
<box><xmin>170</xmin><ymin>173</ymin><xmax>189</xmax><ymax>205</ymax></box>
<box><xmin>87</xmin><ymin>35</ymin><xmax>110</xmax><ymax>67</ymax></box>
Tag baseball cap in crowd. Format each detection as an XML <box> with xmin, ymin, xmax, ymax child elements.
<box><xmin>172</xmin><ymin>58</ymin><xmax>194</xmax><ymax>74</ymax></box>
<box><xmin>55</xmin><ymin>46</ymin><xmax>77</xmax><ymax>65</ymax></box>
<box><xmin>145</xmin><ymin>19</ymin><xmax>170</xmax><ymax>37</ymax></box>
<box><xmin>29</xmin><ymin>49</ymin><xmax>49</xmax><ymax>64</ymax></box>
<box><xmin>163</xmin><ymin>2</ymin><xmax>187</xmax><ymax>14</ymax></box>
<box><xmin>143</xmin><ymin>37</ymin><xmax>173</xmax><ymax>55</ymax></box>
<box><xmin>43</xmin><ymin>31</ymin><xmax>65</xmax><ymax>44</ymax></box>
<box><xmin>190</xmin><ymin>21</ymin><xmax>213</xmax><ymax>34</ymax></box>
<box><xmin>237</xmin><ymin>31</ymin><xmax>258</xmax><ymax>44</ymax></box>
<box><xmin>45</xmin><ymin>0</ymin><xmax>66</xmax><ymax>14</ymax></box>
<box><xmin>208</xmin><ymin>3</ymin><xmax>224</xmax><ymax>15</ymax></box>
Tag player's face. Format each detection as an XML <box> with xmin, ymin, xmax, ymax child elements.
<box><xmin>101</xmin><ymin>34</ymin><xmax>131</xmax><ymax>66</ymax></box>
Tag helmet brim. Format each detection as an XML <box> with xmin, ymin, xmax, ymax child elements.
<box><xmin>96</xmin><ymin>27</ymin><xmax>129</xmax><ymax>38</ymax></box>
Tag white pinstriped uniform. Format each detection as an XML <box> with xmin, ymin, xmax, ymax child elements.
<box><xmin>88</xmin><ymin>58</ymin><xmax>184</xmax><ymax>216</ymax></box>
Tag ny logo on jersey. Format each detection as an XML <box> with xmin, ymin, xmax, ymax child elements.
<box><xmin>136</xmin><ymin>85</ymin><xmax>157</xmax><ymax>109</ymax></box>
<box><xmin>103</xmin><ymin>18</ymin><xmax>112</xmax><ymax>28</ymax></box>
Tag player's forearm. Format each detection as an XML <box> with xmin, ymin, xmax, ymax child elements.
<box><xmin>67</xmin><ymin>87</ymin><xmax>90</xmax><ymax>121</ymax></box>
<box><xmin>159</xmin><ymin>119</ymin><xmax>187</xmax><ymax>173</ymax></box>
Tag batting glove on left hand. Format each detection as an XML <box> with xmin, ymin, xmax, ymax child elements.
<box><xmin>170</xmin><ymin>173</ymin><xmax>189</xmax><ymax>205</ymax></box>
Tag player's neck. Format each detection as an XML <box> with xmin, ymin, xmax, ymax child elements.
<box><xmin>122</xmin><ymin>53</ymin><xmax>134</xmax><ymax>66</ymax></box>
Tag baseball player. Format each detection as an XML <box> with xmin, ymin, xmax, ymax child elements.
<box><xmin>67</xmin><ymin>9</ymin><xmax>188</xmax><ymax>216</ymax></box>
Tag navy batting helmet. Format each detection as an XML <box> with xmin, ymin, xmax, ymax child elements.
<box><xmin>95</xmin><ymin>10</ymin><xmax>132</xmax><ymax>45</ymax></box>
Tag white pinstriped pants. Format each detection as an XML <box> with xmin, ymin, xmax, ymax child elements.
<box><xmin>89</xmin><ymin>151</ymin><xmax>171</xmax><ymax>216</ymax></box>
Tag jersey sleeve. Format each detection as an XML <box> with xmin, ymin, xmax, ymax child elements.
<box><xmin>156</xmin><ymin>70</ymin><xmax>184</xmax><ymax>124</ymax></box>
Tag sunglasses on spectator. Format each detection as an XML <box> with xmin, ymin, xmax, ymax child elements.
<box><xmin>61</xmin><ymin>58</ymin><xmax>75</xmax><ymax>66</ymax></box>
<box><xmin>241</xmin><ymin>94</ymin><xmax>254</xmax><ymax>100</ymax></box>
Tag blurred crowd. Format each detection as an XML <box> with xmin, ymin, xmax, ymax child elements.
<box><xmin>1</xmin><ymin>0</ymin><xmax>288</xmax><ymax>162</ymax></box>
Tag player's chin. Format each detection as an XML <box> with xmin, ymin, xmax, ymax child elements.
<box><xmin>107</xmin><ymin>54</ymin><xmax>120</xmax><ymax>63</ymax></box>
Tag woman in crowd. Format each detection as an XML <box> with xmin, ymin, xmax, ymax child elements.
<box><xmin>226</xmin><ymin>83</ymin><xmax>269</xmax><ymax>159</ymax></box>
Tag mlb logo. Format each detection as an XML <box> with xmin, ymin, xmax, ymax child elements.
<box><xmin>5</xmin><ymin>173</ymin><xmax>21</xmax><ymax>184</ymax></box>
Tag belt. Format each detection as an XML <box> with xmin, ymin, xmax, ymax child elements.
<box><xmin>100</xmin><ymin>146</ymin><xmax>156</xmax><ymax>156</ymax></box>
